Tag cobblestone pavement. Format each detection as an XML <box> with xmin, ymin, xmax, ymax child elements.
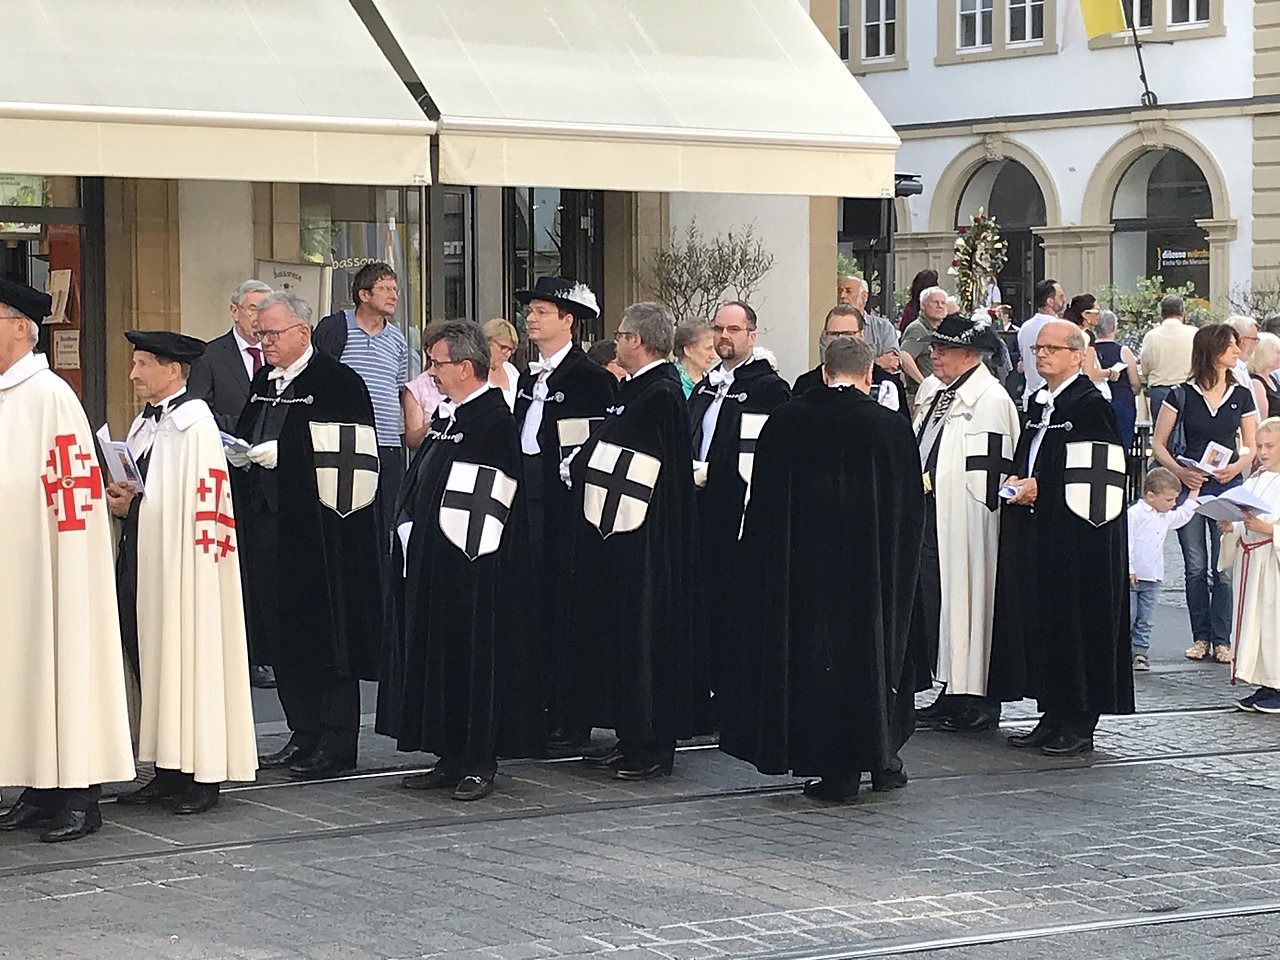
<box><xmin>5</xmin><ymin>641</ymin><xmax>1280</xmax><ymax>959</ymax></box>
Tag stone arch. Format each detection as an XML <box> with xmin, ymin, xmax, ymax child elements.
<box><xmin>927</xmin><ymin>136</ymin><xmax>1062</xmax><ymax>232</ymax></box>
<box><xmin>1080</xmin><ymin>123</ymin><xmax>1230</xmax><ymax>226</ymax></box>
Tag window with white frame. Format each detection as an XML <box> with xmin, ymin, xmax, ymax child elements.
<box><xmin>838</xmin><ymin>0</ymin><xmax>850</xmax><ymax>60</ymax></box>
<box><xmin>1124</xmin><ymin>0</ymin><xmax>1154</xmax><ymax>29</ymax></box>
<box><xmin>1008</xmin><ymin>0</ymin><xmax>1045</xmax><ymax>43</ymax></box>
<box><xmin>1169</xmin><ymin>0</ymin><xmax>1209</xmax><ymax>26</ymax></box>
<box><xmin>959</xmin><ymin>0</ymin><xmax>994</xmax><ymax>49</ymax></box>
<box><xmin>863</xmin><ymin>0</ymin><xmax>897</xmax><ymax>59</ymax></box>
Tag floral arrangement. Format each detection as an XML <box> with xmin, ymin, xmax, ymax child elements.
<box><xmin>948</xmin><ymin>207</ymin><xmax>1008</xmax><ymax>314</ymax></box>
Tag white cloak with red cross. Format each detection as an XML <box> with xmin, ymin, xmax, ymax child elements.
<box><xmin>0</xmin><ymin>351</ymin><xmax>135</xmax><ymax>788</ymax></box>
<box><xmin>128</xmin><ymin>397</ymin><xmax>257</xmax><ymax>783</ymax></box>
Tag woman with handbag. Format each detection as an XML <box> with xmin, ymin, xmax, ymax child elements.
<box><xmin>1152</xmin><ymin>324</ymin><xmax>1258</xmax><ymax>663</ymax></box>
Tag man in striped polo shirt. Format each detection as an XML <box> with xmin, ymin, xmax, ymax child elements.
<box><xmin>315</xmin><ymin>262</ymin><xmax>409</xmax><ymax>540</ymax></box>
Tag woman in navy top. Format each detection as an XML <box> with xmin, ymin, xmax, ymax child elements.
<box><xmin>1152</xmin><ymin>324</ymin><xmax>1258</xmax><ymax>663</ymax></box>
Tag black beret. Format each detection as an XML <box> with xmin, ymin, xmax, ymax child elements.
<box><xmin>0</xmin><ymin>277</ymin><xmax>52</xmax><ymax>323</ymax></box>
<box><xmin>125</xmin><ymin>329</ymin><xmax>206</xmax><ymax>364</ymax></box>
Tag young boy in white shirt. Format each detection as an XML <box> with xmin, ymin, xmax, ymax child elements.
<box><xmin>1128</xmin><ymin>467</ymin><xmax>1200</xmax><ymax>671</ymax></box>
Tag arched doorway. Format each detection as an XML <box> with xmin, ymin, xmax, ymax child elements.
<box><xmin>956</xmin><ymin>160</ymin><xmax>1046</xmax><ymax>319</ymax></box>
<box><xmin>1111</xmin><ymin>149</ymin><xmax>1212</xmax><ymax>300</ymax></box>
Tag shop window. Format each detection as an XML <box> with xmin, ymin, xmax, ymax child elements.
<box><xmin>957</xmin><ymin>160</ymin><xmax>1047</xmax><ymax>319</ymax></box>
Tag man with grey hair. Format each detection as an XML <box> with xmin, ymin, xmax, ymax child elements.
<box><xmin>721</xmin><ymin>317</ymin><xmax>924</xmax><ymax>803</ymax></box>
<box><xmin>837</xmin><ymin>275</ymin><xmax>901</xmax><ymax>372</ymax></box>
<box><xmin>0</xmin><ymin>278</ymin><xmax>135</xmax><ymax>841</ymax></box>
<box><xmin>234</xmin><ymin>291</ymin><xmax>384</xmax><ymax>779</ymax></box>
<box><xmin>1139</xmin><ymin>294</ymin><xmax>1197</xmax><ymax>416</ymax></box>
<box><xmin>567</xmin><ymin>302</ymin><xmax>706</xmax><ymax>780</ymax></box>
<box><xmin>1228</xmin><ymin>315</ymin><xmax>1260</xmax><ymax>390</ymax></box>
<box><xmin>188</xmin><ymin>279</ymin><xmax>272</xmax><ymax>433</ymax></box>
<box><xmin>376</xmin><ymin>321</ymin><xmax>543</xmax><ymax>802</ymax></box>
<box><xmin>901</xmin><ymin>286</ymin><xmax>950</xmax><ymax>402</ymax></box>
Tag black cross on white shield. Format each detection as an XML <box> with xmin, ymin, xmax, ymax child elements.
<box><xmin>1063</xmin><ymin>441</ymin><xmax>1127</xmax><ymax>527</ymax></box>
<box><xmin>438</xmin><ymin>462</ymin><xmax>518</xmax><ymax>561</ymax></box>
<box><xmin>309</xmin><ymin>422</ymin><xmax>380</xmax><ymax>517</ymax></box>
<box><xmin>583</xmin><ymin>441</ymin><xmax>661</xmax><ymax>538</ymax></box>
<box><xmin>964</xmin><ymin>431</ymin><xmax>1015</xmax><ymax>511</ymax></box>
<box><xmin>737</xmin><ymin>413</ymin><xmax>769</xmax><ymax>540</ymax></box>
<box><xmin>556</xmin><ymin>417</ymin><xmax>602</xmax><ymax>462</ymax></box>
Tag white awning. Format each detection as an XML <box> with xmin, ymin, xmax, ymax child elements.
<box><xmin>1</xmin><ymin>0</ymin><xmax>435</xmax><ymax>184</ymax></box>
<box><xmin>373</xmin><ymin>0</ymin><xmax>899</xmax><ymax>197</ymax></box>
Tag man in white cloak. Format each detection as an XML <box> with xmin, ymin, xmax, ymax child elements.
<box><xmin>911</xmin><ymin>312</ymin><xmax>1021</xmax><ymax>732</ymax></box>
<box><xmin>0</xmin><ymin>279</ymin><xmax>134</xmax><ymax>842</ymax></box>
<box><xmin>106</xmin><ymin>330</ymin><xmax>258</xmax><ymax>814</ymax></box>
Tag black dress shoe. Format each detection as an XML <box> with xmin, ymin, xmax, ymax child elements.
<box><xmin>171</xmin><ymin>782</ymin><xmax>220</xmax><ymax>815</ymax></box>
<box><xmin>402</xmin><ymin>766</ymin><xmax>461</xmax><ymax>790</ymax></box>
<box><xmin>1040</xmin><ymin>733</ymin><xmax>1094</xmax><ymax>757</ymax></box>
<box><xmin>586</xmin><ymin>748</ymin><xmax>626</xmax><ymax>769</ymax></box>
<box><xmin>259</xmin><ymin>735</ymin><xmax>318</xmax><ymax>770</ymax></box>
<box><xmin>116</xmin><ymin>770</ymin><xmax>192</xmax><ymax>806</ymax></box>
<box><xmin>802</xmin><ymin>776</ymin><xmax>860</xmax><ymax>802</ymax></box>
<box><xmin>940</xmin><ymin>708</ymin><xmax>1001</xmax><ymax>733</ymax></box>
<box><xmin>0</xmin><ymin>800</ymin><xmax>55</xmax><ymax>831</ymax></box>
<box><xmin>249</xmin><ymin>665</ymin><xmax>277</xmax><ymax>689</ymax></box>
<box><xmin>453</xmin><ymin>775</ymin><xmax>495</xmax><ymax>801</ymax></box>
<box><xmin>917</xmin><ymin>693</ymin><xmax>957</xmax><ymax>721</ymax></box>
<box><xmin>1007</xmin><ymin>718</ymin><xmax>1061</xmax><ymax>749</ymax></box>
<box><xmin>39</xmin><ymin>808</ymin><xmax>102</xmax><ymax>843</ymax></box>
<box><xmin>871</xmin><ymin>766</ymin><xmax>909</xmax><ymax>792</ymax></box>
<box><xmin>614</xmin><ymin>757</ymin><xmax>673</xmax><ymax>781</ymax></box>
<box><xmin>288</xmin><ymin>749</ymin><xmax>355</xmax><ymax>780</ymax></box>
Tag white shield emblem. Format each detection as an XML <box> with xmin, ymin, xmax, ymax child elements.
<box><xmin>438</xmin><ymin>462</ymin><xmax>518</xmax><ymax>561</ymax></box>
<box><xmin>309</xmin><ymin>422</ymin><xmax>379</xmax><ymax>517</ymax></box>
<box><xmin>964</xmin><ymin>431</ymin><xmax>1015</xmax><ymax>512</ymax></box>
<box><xmin>583</xmin><ymin>441</ymin><xmax>661</xmax><ymax>538</ymax></box>
<box><xmin>1063</xmin><ymin>441</ymin><xmax>1127</xmax><ymax>527</ymax></box>
<box><xmin>556</xmin><ymin>416</ymin><xmax>602</xmax><ymax>461</ymax></box>
<box><xmin>737</xmin><ymin>413</ymin><xmax>769</xmax><ymax>487</ymax></box>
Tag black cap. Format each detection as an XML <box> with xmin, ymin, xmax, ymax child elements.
<box><xmin>925</xmin><ymin>312</ymin><xmax>1004</xmax><ymax>354</ymax></box>
<box><xmin>125</xmin><ymin>329</ymin><xmax>206</xmax><ymax>364</ymax></box>
<box><xmin>514</xmin><ymin>276</ymin><xmax>600</xmax><ymax>321</ymax></box>
<box><xmin>0</xmin><ymin>277</ymin><xmax>51</xmax><ymax>323</ymax></box>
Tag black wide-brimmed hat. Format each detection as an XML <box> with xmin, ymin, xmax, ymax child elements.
<box><xmin>125</xmin><ymin>329</ymin><xmax>206</xmax><ymax>364</ymax></box>
<box><xmin>515</xmin><ymin>276</ymin><xmax>600</xmax><ymax>321</ymax></box>
<box><xmin>925</xmin><ymin>311</ymin><xmax>1004</xmax><ymax>354</ymax></box>
<box><xmin>0</xmin><ymin>277</ymin><xmax>51</xmax><ymax>323</ymax></box>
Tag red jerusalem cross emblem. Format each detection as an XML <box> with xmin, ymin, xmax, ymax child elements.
<box><xmin>194</xmin><ymin>467</ymin><xmax>237</xmax><ymax>562</ymax></box>
<box><xmin>42</xmin><ymin>434</ymin><xmax>104</xmax><ymax>532</ymax></box>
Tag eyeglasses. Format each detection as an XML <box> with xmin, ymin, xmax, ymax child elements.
<box><xmin>822</xmin><ymin>329</ymin><xmax>862</xmax><ymax>340</ymax></box>
<box><xmin>371</xmin><ymin>283</ymin><xmax>398</xmax><ymax>294</ymax></box>
<box><xmin>1031</xmin><ymin>344</ymin><xmax>1079</xmax><ymax>355</ymax></box>
<box><xmin>256</xmin><ymin>323</ymin><xmax>306</xmax><ymax>343</ymax></box>
<box><xmin>616</xmin><ymin>330</ymin><xmax>640</xmax><ymax>342</ymax></box>
<box><xmin>426</xmin><ymin>357</ymin><xmax>466</xmax><ymax>370</ymax></box>
<box><xmin>712</xmin><ymin>324</ymin><xmax>750</xmax><ymax>336</ymax></box>
<box><xmin>491</xmin><ymin>341</ymin><xmax>515</xmax><ymax>356</ymax></box>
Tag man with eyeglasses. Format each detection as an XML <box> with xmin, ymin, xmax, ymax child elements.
<box><xmin>235</xmin><ymin>291</ymin><xmax>384</xmax><ymax>779</ymax></box>
<box><xmin>688</xmin><ymin>301</ymin><xmax>789</xmax><ymax>699</ymax></box>
<box><xmin>315</xmin><ymin>262</ymin><xmax>410</xmax><ymax>541</ymax></box>
<box><xmin>989</xmin><ymin>320</ymin><xmax>1132</xmax><ymax>758</ymax></box>
<box><xmin>512</xmin><ymin>276</ymin><xmax>617</xmax><ymax>754</ymax></box>
<box><xmin>792</xmin><ymin>305</ymin><xmax>908</xmax><ymax>416</ymax></box>
<box><xmin>1228</xmin><ymin>315</ymin><xmax>1260</xmax><ymax>391</ymax></box>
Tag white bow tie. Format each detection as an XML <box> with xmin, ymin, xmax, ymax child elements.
<box><xmin>435</xmin><ymin>400</ymin><xmax>457</xmax><ymax>421</ymax></box>
<box><xmin>268</xmin><ymin>367</ymin><xmax>287</xmax><ymax>380</ymax></box>
<box><xmin>1034</xmin><ymin>388</ymin><xmax>1051</xmax><ymax>406</ymax></box>
<box><xmin>708</xmin><ymin>367</ymin><xmax>733</xmax><ymax>388</ymax></box>
<box><xmin>529</xmin><ymin>359</ymin><xmax>554</xmax><ymax>378</ymax></box>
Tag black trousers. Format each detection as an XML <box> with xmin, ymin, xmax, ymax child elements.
<box><xmin>18</xmin><ymin>785</ymin><xmax>101</xmax><ymax>812</ymax></box>
<box><xmin>914</xmin><ymin>495</ymin><xmax>942</xmax><ymax>690</ymax></box>
<box><xmin>377</xmin><ymin>445</ymin><xmax>405</xmax><ymax>548</ymax></box>
<box><xmin>1043</xmin><ymin>709</ymin><xmax>1100</xmax><ymax>737</ymax></box>
<box><xmin>274</xmin><ymin>662</ymin><xmax>361</xmax><ymax>758</ymax></box>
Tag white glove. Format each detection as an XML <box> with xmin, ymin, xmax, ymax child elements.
<box><xmin>559</xmin><ymin>447</ymin><xmax>580</xmax><ymax>489</ymax></box>
<box><xmin>246</xmin><ymin>440</ymin><xmax>278</xmax><ymax>470</ymax></box>
<box><xmin>693</xmin><ymin>460</ymin><xmax>709</xmax><ymax>488</ymax></box>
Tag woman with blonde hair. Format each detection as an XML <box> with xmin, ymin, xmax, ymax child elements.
<box><xmin>481</xmin><ymin>317</ymin><xmax>520</xmax><ymax>411</ymax></box>
<box><xmin>1248</xmin><ymin>331</ymin><xmax>1280</xmax><ymax>421</ymax></box>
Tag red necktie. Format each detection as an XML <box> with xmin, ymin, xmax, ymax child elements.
<box><xmin>246</xmin><ymin>345</ymin><xmax>262</xmax><ymax>374</ymax></box>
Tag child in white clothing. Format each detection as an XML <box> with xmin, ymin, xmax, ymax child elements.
<box><xmin>1127</xmin><ymin>467</ymin><xmax>1200</xmax><ymax>671</ymax></box>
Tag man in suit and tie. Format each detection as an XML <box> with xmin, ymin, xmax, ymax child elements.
<box><xmin>188</xmin><ymin>280</ymin><xmax>272</xmax><ymax>432</ymax></box>
<box><xmin>188</xmin><ymin>278</ymin><xmax>275</xmax><ymax>688</ymax></box>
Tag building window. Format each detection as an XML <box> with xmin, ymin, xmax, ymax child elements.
<box><xmin>959</xmin><ymin>0</ymin><xmax>995</xmax><ymax>49</ymax></box>
<box><xmin>1124</xmin><ymin>0</ymin><xmax>1153</xmax><ymax>28</ymax></box>
<box><xmin>1169</xmin><ymin>0</ymin><xmax>1209</xmax><ymax>26</ymax></box>
<box><xmin>838</xmin><ymin>0</ymin><xmax>850</xmax><ymax>61</ymax></box>
<box><xmin>863</xmin><ymin>0</ymin><xmax>896</xmax><ymax>60</ymax></box>
<box><xmin>1008</xmin><ymin>0</ymin><xmax>1044</xmax><ymax>43</ymax></box>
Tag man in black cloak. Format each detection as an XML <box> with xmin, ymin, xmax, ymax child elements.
<box><xmin>376</xmin><ymin>322</ymin><xmax>543</xmax><ymax>801</ymax></box>
<box><xmin>513</xmin><ymin>276</ymin><xmax>617</xmax><ymax>752</ymax></box>
<box><xmin>568</xmin><ymin>302</ymin><xmax>707</xmax><ymax>779</ymax></box>
<box><xmin>234</xmin><ymin>291</ymin><xmax>383</xmax><ymax>779</ymax></box>
<box><xmin>720</xmin><ymin>336</ymin><xmax>924</xmax><ymax>802</ymax></box>
<box><xmin>988</xmin><ymin>319</ymin><xmax>1132</xmax><ymax>756</ymax></box>
<box><xmin>688</xmin><ymin>300</ymin><xmax>790</xmax><ymax>692</ymax></box>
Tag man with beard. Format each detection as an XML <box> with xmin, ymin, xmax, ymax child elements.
<box><xmin>792</xmin><ymin>305</ymin><xmax>908</xmax><ymax>416</ymax></box>
<box><xmin>513</xmin><ymin>277</ymin><xmax>617</xmax><ymax>753</ymax></box>
<box><xmin>721</xmin><ymin>336</ymin><xmax>923</xmax><ymax>802</ymax></box>
<box><xmin>689</xmin><ymin>301</ymin><xmax>789</xmax><ymax>692</ymax></box>
<box><xmin>377</xmin><ymin>322</ymin><xmax>543</xmax><ymax>801</ymax></box>
<box><xmin>568</xmin><ymin>302</ymin><xmax>705</xmax><ymax>779</ymax></box>
<box><xmin>989</xmin><ymin>320</ymin><xmax>1132</xmax><ymax>755</ymax></box>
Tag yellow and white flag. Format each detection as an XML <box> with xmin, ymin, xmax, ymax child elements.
<box><xmin>1080</xmin><ymin>0</ymin><xmax>1127</xmax><ymax>39</ymax></box>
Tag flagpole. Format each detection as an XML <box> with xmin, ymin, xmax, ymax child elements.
<box><xmin>1129</xmin><ymin>15</ymin><xmax>1158</xmax><ymax>106</ymax></box>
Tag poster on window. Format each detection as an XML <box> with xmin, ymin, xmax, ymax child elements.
<box><xmin>1148</xmin><ymin>228</ymin><xmax>1210</xmax><ymax>300</ymax></box>
<box><xmin>256</xmin><ymin>260</ymin><xmax>332</xmax><ymax>318</ymax></box>
<box><xmin>0</xmin><ymin>175</ymin><xmax>42</xmax><ymax>237</ymax></box>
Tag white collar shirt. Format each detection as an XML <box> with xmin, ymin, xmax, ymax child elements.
<box><xmin>1026</xmin><ymin>372</ymin><xmax>1079</xmax><ymax>477</ymax></box>
<box><xmin>520</xmin><ymin>340</ymin><xmax>573</xmax><ymax>456</ymax></box>
<box><xmin>1127</xmin><ymin>498</ymin><xmax>1200</xmax><ymax>581</ymax></box>
<box><xmin>698</xmin><ymin>362</ymin><xmax>738</xmax><ymax>462</ymax></box>
<box><xmin>268</xmin><ymin>345</ymin><xmax>314</xmax><ymax>395</ymax></box>
<box><xmin>232</xmin><ymin>327</ymin><xmax>261</xmax><ymax>379</ymax></box>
